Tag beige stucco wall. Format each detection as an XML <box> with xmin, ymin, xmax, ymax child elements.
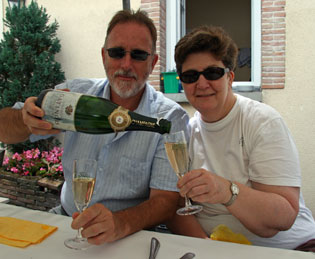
<box><xmin>263</xmin><ymin>0</ymin><xmax>315</xmax><ymax>215</ymax></box>
<box><xmin>33</xmin><ymin>0</ymin><xmax>141</xmax><ymax>79</ymax></box>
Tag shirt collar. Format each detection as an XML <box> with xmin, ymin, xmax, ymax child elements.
<box><xmin>102</xmin><ymin>80</ymin><xmax>154</xmax><ymax>116</ymax></box>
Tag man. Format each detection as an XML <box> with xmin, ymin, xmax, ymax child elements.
<box><xmin>0</xmin><ymin>10</ymin><xmax>189</xmax><ymax>245</ymax></box>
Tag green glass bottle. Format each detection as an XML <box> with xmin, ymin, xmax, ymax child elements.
<box><xmin>35</xmin><ymin>89</ymin><xmax>171</xmax><ymax>134</ymax></box>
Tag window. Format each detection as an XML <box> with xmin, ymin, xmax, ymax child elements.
<box><xmin>166</xmin><ymin>0</ymin><xmax>261</xmax><ymax>93</ymax></box>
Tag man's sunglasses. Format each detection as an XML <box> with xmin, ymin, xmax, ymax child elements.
<box><xmin>179</xmin><ymin>67</ymin><xmax>230</xmax><ymax>84</ymax></box>
<box><xmin>106</xmin><ymin>47</ymin><xmax>151</xmax><ymax>61</ymax></box>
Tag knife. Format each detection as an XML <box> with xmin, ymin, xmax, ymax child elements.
<box><xmin>149</xmin><ymin>237</ymin><xmax>160</xmax><ymax>259</ymax></box>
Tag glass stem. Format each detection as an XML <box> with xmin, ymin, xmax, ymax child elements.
<box><xmin>77</xmin><ymin>227</ymin><xmax>83</xmax><ymax>239</ymax></box>
<box><xmin>185</xmin><ymin>195</ymin><xmax>192</xmax><ymax>208</ymax></box>
<box><xmin>75</xmin><ymin>208</ymin><xmax>86</xmax><ymax>240</ymax></box>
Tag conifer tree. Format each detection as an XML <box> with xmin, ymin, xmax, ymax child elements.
<box><xmin>0</xmin><ymin>1</ymin><xmax>65</xmax><ymax>153</ymax></box>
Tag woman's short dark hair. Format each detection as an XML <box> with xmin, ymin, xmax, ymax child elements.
<box><xmin>175</xmin><ymin>25</ymin><xmax>238</xmax><ymax>73</ymax></box>
<box><xmin>105</xmin><ymin>9</ymin><xmax>157</xmax><ymax>53</ymax></box>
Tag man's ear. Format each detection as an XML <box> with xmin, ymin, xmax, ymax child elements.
<box><xmin>151</xmin><ymin>54</ymin><xmax>159</xmax><ymax>71</ymax></box>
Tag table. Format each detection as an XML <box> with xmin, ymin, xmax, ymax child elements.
<box><xmin>0</xmin><ymin>203</ymin><xmax>314</xmax><ymax>259</ymax></box>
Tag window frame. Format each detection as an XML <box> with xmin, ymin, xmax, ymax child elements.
<box><xmin>166</xmin><ymin>0</ymin><xmax>261</xmax><ymax>93</ymax></box>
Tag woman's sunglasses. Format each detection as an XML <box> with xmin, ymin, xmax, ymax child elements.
<box><xmin>179</xmin><ymin>67</ymin><xmax>230</xmax><ymax>84</ymax></box>
<box><xmin>106</xmin><ymin>47</ymin><xmax>151</xmax><ymax>61</ymax></box>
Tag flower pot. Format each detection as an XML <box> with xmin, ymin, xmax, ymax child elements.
<box><xmin>0</xmin><ymin>169</ymin><xmax>63</xmax><ymax>211</ymax></box>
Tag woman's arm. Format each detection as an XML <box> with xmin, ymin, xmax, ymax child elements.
<box><xmin>178</xmin><ymin>169</ymin><xmax>299</xmax><ymax>238</ymax></box>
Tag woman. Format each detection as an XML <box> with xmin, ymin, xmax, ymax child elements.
<box><xmin>168</xmin><ymin>25</ymin><xmax>315</xmax><ymax>251</ymax></box>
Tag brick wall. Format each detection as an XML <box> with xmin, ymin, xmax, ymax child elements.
<box><xmin>0</xmin><ymin>170</ymin><xmax>63</xmax><ymax>211</ymax></box>
<box><xmin>261</xmin><ymin>0</ymin><xmax>286</xmax><ymax>89</ymax></box>
<box><xmin>141</xmin><ymin>0</ymin><xmax>166</xmax><ymax>90</ymax></box>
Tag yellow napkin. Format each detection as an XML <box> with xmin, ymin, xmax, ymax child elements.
<box><xmin>210</xmin><ymin>224</ymin><xmax>252</xmax><ymax>245</ymax></box>
<box><xmin>0</xmin><ymin>217</ymin><xmax>58</xmax><ymax>248</ymax></box>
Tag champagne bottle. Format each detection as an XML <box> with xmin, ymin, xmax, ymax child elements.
<box><xmin>35</xmin><ymin>89</ymin><xmax>171</xmax><ymax>134</ymax></box>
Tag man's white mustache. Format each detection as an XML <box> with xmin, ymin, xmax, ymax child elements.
<box><xmin>114</xmin><ymin>70</ymin><xmax>137</xmax><ymax>80</ymax></box>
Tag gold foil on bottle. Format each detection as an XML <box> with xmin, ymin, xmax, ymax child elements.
<box><xmin>108</xmin><ymin>106</ymin><xmax>132</xmax><ymax>132</ymax></box>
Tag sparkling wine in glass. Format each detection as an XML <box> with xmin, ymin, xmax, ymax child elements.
<box><xmin>164</xmin><ymin>131</ymin><xmax>203</xmax><ymax>215</ymax></box>
<box><xmin>64</xmin><ymin>159</ymin><xmax>97</xmax><ymax>250</ymax></box>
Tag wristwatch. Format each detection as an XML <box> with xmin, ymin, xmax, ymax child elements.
<box><xmin>223</xmin><ymin>181</ymin><xmax>239</xmax><ymax>207</ymax></box>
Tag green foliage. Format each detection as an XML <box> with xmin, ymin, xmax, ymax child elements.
<box><xmin>5</xmin><ymin>137</ymin><xmax>61</xmax><ymax>155</ymax></box>
<box><xmin>0</xmin><ymin>1</ymin><xmax>65</xmax><ymax>153</ymax></box>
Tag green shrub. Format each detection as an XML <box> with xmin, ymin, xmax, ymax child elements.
<box><xmin>0</xmin><ymin>1</ymin><xmax>65</xmax><ymax>153</ymax></box>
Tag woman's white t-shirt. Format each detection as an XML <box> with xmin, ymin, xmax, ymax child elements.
<box><xmin>190</xmin><ymin>94</ymin><xmax>315</xmax><ymax>249</ymax></box>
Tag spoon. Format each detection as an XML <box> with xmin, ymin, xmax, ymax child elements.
<box><xmin>179</xmin><ymin>252</ymin><xmax>196</xmax><ymax>259</ymax></box>
<box><xmin>149</xmin><ymin>237</ymin><xmax>160</xmax><ymax>259</ymax></box>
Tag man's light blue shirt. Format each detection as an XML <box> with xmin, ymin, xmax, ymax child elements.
<box><xmin>29</xmin><ymin>79</ymin><xmax>190</xmax><ymax>215</ymax></box>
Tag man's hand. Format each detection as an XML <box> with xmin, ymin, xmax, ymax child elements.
<box><xmin>21</xmin><ymin>96</ymin><xmax>61</xmax><ymax>136</ymax></box>
<box><xmin>71</xmin><ymin>190</ymin><xmax>179</xmax><ymax>245</ymax></box>
<box><xmin>0</xmin><ymin>96</ymin><xmax>59</xmax><ymax>143</ymax></box>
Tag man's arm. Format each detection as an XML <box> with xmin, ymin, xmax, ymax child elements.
<box><xmin>166</xmin><ymin>196</ymin><xmax>208</xmax><ymax>238</ymax></box>
<box><xmin>71</xmin><ymin>189</ymin><xmax>179</xmax><ymax>244</ymax></box>
<box><xmin>0</xmin><ymin>97</ymin><xmax>60</xmax><ymax>144</ymax></box>
<box><xmin>0</xmin><ymin>107</ymin><xmax>31</xmax><ymax>144</ymax></box>
<box><xmin>167</xmin><ymin>214</ymin><xmax>208</xmax><ymax>238</ymax></box>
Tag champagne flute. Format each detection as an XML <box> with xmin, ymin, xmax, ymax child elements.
<box><xmin>64</xmin><ymin>159</ymin><xmax>97</xmax><ymax>250</ymax></box>
<box><xmin>164</xmin><ymin>131</ymin><xmax>203</xmax><ymax>215</ymax></box>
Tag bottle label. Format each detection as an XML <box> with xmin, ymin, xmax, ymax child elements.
<box><xmin>41</xmin><ymin>91</ymin><xmax>81</xmax><ymax>131</ymax></box>
<box><xmin>108</xmin><ymin>106</ymin><xmax>132</xmax><ymax>132</ymax></box>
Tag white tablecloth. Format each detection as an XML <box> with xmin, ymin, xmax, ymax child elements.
<box><xmin>0</xmin><ymin>203</ymin><xmax>314</xmax><ymax>259</ymax></box>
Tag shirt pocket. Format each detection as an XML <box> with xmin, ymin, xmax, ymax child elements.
<box><xmin>117</xmin><ymin>156</ymin><xmax>151</xmax><ymax>198</ymax></box>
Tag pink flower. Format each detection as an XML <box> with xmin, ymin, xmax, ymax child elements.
<box><xmin>25</xmin><ymin>150</ymin><xmax>33</xmax><ymax>159</ymax></box>
<box><xmin>12</xmin><ymin>153</ymin><xmax>22</xmax><ymax>161</ymax></box>
<box><xmin>3</xmin><ymin>157</ymin><xmax>9</xmax><ymax>165</ymax></box>
<box><xmin>33</xmin><ymin>148</ymin><xmax>40</xmax><ymax>158</ymax></box>
<box><xmin>5</xmin><ymin>147</ymin><xmax>63</xmax><ymax>179</ymax></box>
<box><xmin>10</xmin><ymin>167</ymin><xmax>19</xmax><ymax>173</ymax></box>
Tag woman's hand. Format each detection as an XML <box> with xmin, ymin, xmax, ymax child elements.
<box><xmin>177</xmin><ymin>169</ymin><xmax>231</xmax><ymax>204</ymax></box>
